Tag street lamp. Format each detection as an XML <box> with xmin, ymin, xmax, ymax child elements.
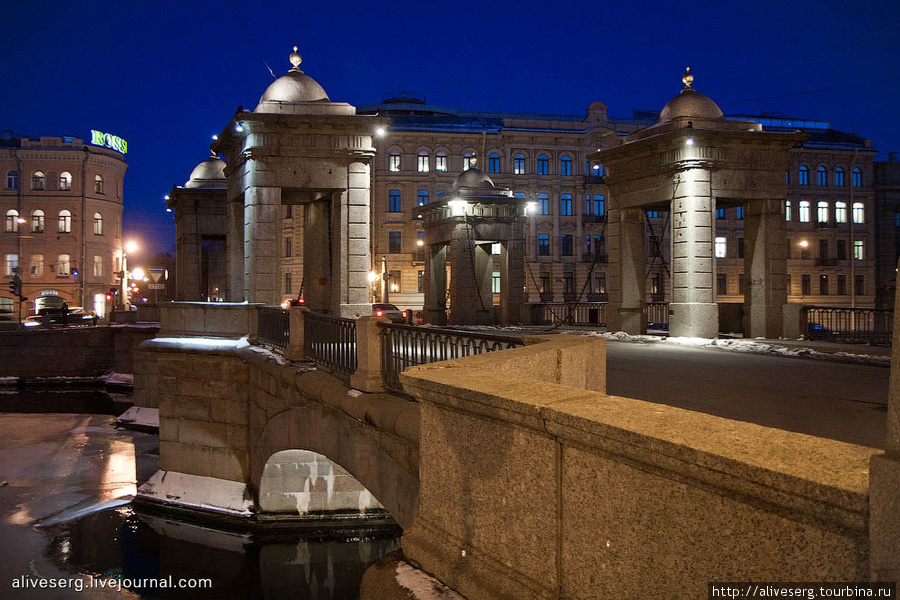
<box><xmin>121</xmin><ymin>240</ymin><xmax>138</xmax><ymax>310</ymax></box>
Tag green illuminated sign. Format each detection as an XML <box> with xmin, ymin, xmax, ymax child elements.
<box><xmin>90</xmin><ymin>130</ymin><xmax>128</xmax><ymax>154</ymax></box>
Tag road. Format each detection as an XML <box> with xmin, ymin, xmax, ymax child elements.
<box><xmin>605</xmin><ymin>341</ymin><xmax>889</xmax><ymax>449</ymax></box>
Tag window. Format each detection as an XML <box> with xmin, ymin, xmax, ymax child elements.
<box><xmin>59</xmin><ymin>171</ymin><xmax>72</xmax><ymax>191</ymax></box>
<box><xmin>785</xmin><ymin>201</ymin><xmax>791</xmax><ymax>221</ymax></box>
<box><xmin>435</xmin><ymin>152</ymin><xmax>447</xmax><ymax>172</ymax></box>
<box><xmin>596</xmin><ymin>274</ymin><xmax>607</xmax><ymax>295</ymax></box>
<box><xmin>284</xmin><ymin>236</ymin><xmax>292</xmax><ymax>257</ymax></box>
<box><xmin>737</xmin><ymin>237</ymin><xmax>744</xmax><ymax>259</ymax></box>
<box><xmin>593</xmin><ymin>195</ymin><xmax>605</xmax><ymax>216</ymax></box>
<box><xmin>492</xmin><ymin>272</ymin><xmax>500</xmax><ymax>294</ymax></box>
<box><xmin>463</xmin><ymin>152</ymin><xmax>475</xmax><ymax>171</ymax></box>
<box><xmin>717</xmin><ymin>273</ymin><xmax>727</xmax><ymax>295</ymax></box>
<box><xmin>560</xmin><ymin>156</ymin><xmax>572</xmax><ymax>176</ymax></box>
<box><xmin>540</xmin><ymin>274</ymin><xmax>551</xmax><ymax>295</ymax></box>
<box><xmin>538</xmin><ymin>193</ymin><xmax>550</xmax><ymax>215</ymax></box>
<box><xmin>819</xmin><ymin>239</ymin><xmax>828</xmax><ymax>260</ymax></box>
<box><xmin>738</xmin><ymin>274</ymin><xmax>745</xmax><ymax>295</ymax></box>
<box><xmin>488</xmin><ymin>153</ymin><xmax>501</xmax><ymax>174</ymax></box>
<box><xmin>835</xmin><ymin>201</ymin><xmax>847</xmax><ymax>223</ymax></box>
<box><xmin>590</xmin><ymin>162</ymin><xmax>604</xmax><ymax>177</ymax></box>
<box><xmin>5</xmin><ymin>254</ymin><xmax>18</xmax><ymax>276</ymax></box>
<box><xmin>491</xmin><ymin>243</ymin><xmax>501</xmax><ymax>255</ymax></box>
<box><xmin>819</xmin><ymin>275</ymin><xmax>829</xmax><ymax>295</ymax></box>
<box><xmin>835</xmin><ymin>167</ymin><xmax>845</xmax><ymax>187</ymax></box>
<box><xmin>837</xmin><ymin>239</ymin><xmax>847</xmax><ymax>260</ymax></box>
<box><xmin>31</xmin><ymin>254</ymin><xmax>44</xmax><ymax>277</ymax></box>
<box><xmin>28</xmin><ymin>209</ymin><xmax>43</xmax><ymax>234</ymax></box>
<box><xmin>284</xmin><ymin>272</ymin><xmax>292</xmax><ymax>294</ymax></box>
<box><xmin>647</xmin><ymin>211</ymin><xmax>659</xmax><ymax>218</ymax></box>
<box><xmin>563</xmin><ymin>273</ymin><xmax>574</xmax><ymax>296</ymax></box>
<box><xmin>284</xmin><ymin>204</ymin><xmax>293</xmax><ymax>219</ymax></box>
<box><xmin>801</xmin><ymin>274</ymin><xmax>811</xmax><ymax>295</ymax></box>
<box><xmin>855</xmin><ymin>275</ymin><xmax>864</xmax><ymax>296</ymax></box>
<box><xmin>837</xmin><ymin>275</ymin><xmax>847</xmax><ymax>295</ymax></box>
<box><xmin>389</xmin><ymin>270</ymin><xmax>401</xmax><ymax>293</ymax></box>
<box><xmin>57</xmin><ymin>254</ymin><xmax>70</xmax><ymax>276</ymax></box>
<box><xmin>6</xmin><ymin>170</ymin><xmax>17</xmax><ymax>190</ymax></box>
<box><xmin>716</xmin><ymin>208</ymin><xmax>725</xmax><ymax>219</ymax></box>
<box><xmin>715</xmin><ymin>237</ymin><xmax>727</xmax><ymax>258</ymax></box>
<box><xmin>417</xmin><ymin>190</ymin><xmax>429</xmax><ymax>206</ymax></box>
<box><xmin>417</xmin><ymin>270</ymin><xmax>425</xmax><ymax>293</ymax></box>
<box><xmin>560</xmin><ymin>194</ymin><xmax>572</xmax><ymax>216</ymax></box>
<box><xmin>785</xmin><ymin>170</ymin><xmax>790</xmax><ymax>185</ymax></box>
<box><xmin>513</xmin><ymin>154</ymin><xmax>525</xmax><ymax>175</ymax></box>
<box><xmin>94</xmin><ymin>174</ymin><xmax>104</xmax><ymax>194</ymax></box>
<box><xmin>817</xmin><ymin>166</ymin><xmax>827</xmax><ymax>186</ymax></box>
<box><xmin>799</xmin><ymin>201</ymin><xmax>810</xmax><ymax>223</ymax></box>
<box><xmin>854</xmin><ymin>240</ymin><xmax>864</xmax><ymax>261</ymax></box>
<box><xmin>798</xmin><ymin>165</ymin><xmax>809</xmax><ymax>186</ymax></box>
<box><xmin>32</xmin><ymin>171</ymin><xmax>45</xmax><ymax>190</ymax></box>
<box><xmin>538</xmin><ymin>234</ymin><xmax>550</xmax><ymax>256</ymax></box>
<box><xmin>5</xmin><ymin>209</ymin><xmax>18</xmax><ymax>232</ymax></box>
<box><xmin>388</xmin><ymin>190</ymin><xmax>401</xmax><ymax>212</ymax></box>
<box><xmin>537</xmin><ymin>155</ymin><xmax>549</xmax><ymax>175</ymax></box>
<box><xmin>417</xmin><ymin>151</ymin><xmax>429</xmax><ymax>173</ymax></box>
<box><xmin>93</xmin><ymin>212</ymin><xmax>103</xmax><ymax>235</ymax></box>
<box><xmin>388</xmin><ymin>232</ymin><xmax>401</xmax><ymax>254</ymax></box>
<box><xmin>58</xmin><ymin>209</ymin><xmax>72</xmax><ymax>233</ymax></box>
<box><xmin>817</xmin><ymin>201</ymin><xmax>829</xmax><ymax>223</ymax></box>
<box><xmin>93</xmin><ymin>255</ymin><xmax>103</xmax><ymax>278</ymax></box>
<box><xmin>852</xmin><ymin>202</ymin><xmax>865</xmax><ymax>224</ymax></box>
<box><xmin>852</xmin><ymin>167</ymin><xmax>862</xmax><ymax>187</ymax></box>
<box><xmin>736</xmin><ymin>206</ymin><xmax>744</xmax><ymax>220</ymax></box>
<box><xmin>388</xmin><ymin>152</ymin><xmax>400</xmax><ymax>172</ymax></box>
<box><xmin>560</xmin><ymin>234</ymin><xmax>573</xmax><ymax>256</ymax></box>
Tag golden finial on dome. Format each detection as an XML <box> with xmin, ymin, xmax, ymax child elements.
<box><xmin>682</xmin><ymin>66</ymin><xmax>694</xmax><ymax>89</ymax></box>
<box><xmin>289</xmin><ymin>46</ymin><xmax>302</xmax><ymax>69</ymax></box>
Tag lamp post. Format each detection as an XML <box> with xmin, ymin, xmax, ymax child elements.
<box><xmin>121</xmin><ymin>240</ymin><xmax>138</xmax><ymax>310</ymax></box>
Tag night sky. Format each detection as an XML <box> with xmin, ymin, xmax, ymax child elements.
<box><xmin>4</xmin><ymin>0</ymin><xmax>898</xmax><ymax>260</ymax></box>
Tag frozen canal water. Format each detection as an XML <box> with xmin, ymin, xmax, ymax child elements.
<box><xmin>0</xmin><ymin>391</ymin><xmax>399</xmax><ymax>599</ymax></box>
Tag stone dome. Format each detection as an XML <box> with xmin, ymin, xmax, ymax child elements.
<box><xmin>450</xmin><ymin>168</ymin><xmax>495</xmax><ymax>192</ymax></box>
<box><xmin>657</xmin><ymin>67</ymin><xmax>723</xmax><ymax>123</ymax></box>
<box><xmin>185</xmin><ymin>155</ymin><xmax>226</xmax><ymax>189</ymax></box>
<box><xmin>255</xmin><ymin>46</ymin><xmax>329</xmax><ymax>112</ymax></box>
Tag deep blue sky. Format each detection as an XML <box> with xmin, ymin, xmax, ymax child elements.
<box><xmin>4</xmin><ymin>0</ymin><xmax>899</xmax><ymax>259</ymax></box>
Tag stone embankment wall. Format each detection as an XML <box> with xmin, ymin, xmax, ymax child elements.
<box><xmin>0</xmin><ymin>325</ymin><xmax>158</xmax><ymax>379</ymax></box>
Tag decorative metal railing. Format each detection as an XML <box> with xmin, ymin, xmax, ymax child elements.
<box><xmin>258</xmin><ymin>307</ymin><xmax>290</xmax><ymax>351</ymax></box>
<box><xmin>304</xmin><ymin>312</ymin><xmax>358</xmax><ymax>375</ymax></box>
<box><xmin>802</xmin><ymin>306</ymin><xmax>893</xmax><ymax>345</ymax></box>
<box><xmin>530</xmin><ymin>302</ymin><xmax>607</xmax><ymax>326</ymax></box>
<box><xmin>646</xmin><ymin>302</ymin><xmax>670</xmax><ymax>330</ymax></box>
<box><xmin>379</xmin><ymin>323</ymin><xmax>524</xmax><ymax>392</ymax></box>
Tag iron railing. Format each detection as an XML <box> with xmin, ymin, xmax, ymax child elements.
<box><xmin>258</xmin><ymin>307</ymin><xmax>290</xmax><ymax>351</ymax></box>
<box><xmin>379</xmin><ymin>323</ymin><xmax>524</xmax><ymax>392</ymax></box>
<box><xmin>530</xmin><ymin>302</ymin><xmax>607</xmax><ymax>326</ymax></box>
<box><xmin>304</xmin><ymin>312</ymin><xmax>358</xmax><ymax>375</ymax></box>
<box><xmin>802</xmin><ymin>305</ymin><xmax>893</xmax><ymax>345</ymax></box>
<box><xmin>646</xmin><ymin>302</ymin><xmax>670</xmax><ymax>330</ymax></box>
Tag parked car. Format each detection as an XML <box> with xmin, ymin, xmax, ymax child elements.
<box><xmin>372</xmin><ymin>303</ymin><xmax>408</xmax><ymax>324</ymax></box>
<box><xmin>806</xmin><ymin>322</ymin><xmax>838</xmax><ymax>341</ymax></box>
<box><xmin>23</xmin><ymin>306</ymin><xmax>96</xmax><ymax>327</ymax></box>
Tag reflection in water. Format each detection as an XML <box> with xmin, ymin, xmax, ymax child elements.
<box><xmin>0</xmin><ymin>387</ymin><xmax>129</xmax><ymax>416</ymax></box>
<box><xmin>45</xmin><ymin>506</ymin><xmax>400</xmax><ymax>599</ymax></box>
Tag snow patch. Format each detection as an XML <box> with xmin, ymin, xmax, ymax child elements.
<box><xmin>395</xmin><ymin>561</ymin><xmax>466</xmax><ymax>600</ymax></box>
<box><xmin>116</xmin><ymin>406</ymin><xmax>159</xmax><ymax>430</ymax></box>
<box><xmin>137</xmin><ymin>470</ymin><xmax>254</xmax><ymax>517</ymax></box>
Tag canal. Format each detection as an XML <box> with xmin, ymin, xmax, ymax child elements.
<box><xmin>0</xmin><ymin>386</ymin><xmax>401</xmax><ymax>599</ymax></box>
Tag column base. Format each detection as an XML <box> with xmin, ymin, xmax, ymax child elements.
<box><xmin>338</xmin><ymin>303</ymin><xmax>372</xmax><ymax>319</ymax></box>
<box><xmin>607</xmin><ymin>305</ymin><xmax>646</xmax><ymax>335</ymax></box>
<box><xmin>744</xmin><ymin>302</ymin><xmax>785</xmax><ymax>339</ymax></box>
<box><xmin>870</xmin><ymin>453</ymin><xmax>900</xmax><ymax>582</ymax></box>
<box><xmin>669</xmin><ymin>302</ymin><xmax>718</xmax><ymax>338</ymax></box>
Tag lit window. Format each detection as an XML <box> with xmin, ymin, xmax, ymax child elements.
<box><xmin>560</xmin><ymin>234</ymin><xmax>573</xmax><ymax>256</ymax></box>
<box><xmin>463</xmin><ymin>152</ymin><xmax>475</xmax><ymax>170</ymax></box>
<box><xmin>853</xmin><ymin>202</ymin><xmax>865</xmax><ymax>224</ymax></box>
<box><xmin>492</xmin><ymin>272</ymin><xmax>501</xmax><ymax>294</ymax></box>
<box><xmin>799</xmin><ymin>201</ymin><xmax>810</xmax><ymax>223</ymax></box>
<box><xmin>593</xmin><ymin>195</ymin><xmax>605</xmax><ymax>216</ymax></box>
<box><xmin>435</xmin><ymin>152</ymin><xmax>447</xmax><ymax>172</ymax></box>
<box><xmin>834</xmin><ymin>167</ymin><xmax>844</xmax><ymax>187</ymax></box>
<box><xmin>59</xmin><ymin>171</ymin><xmax>72</xmax><ymax>191</ymax></box>
<box><xmin>715</xmin><ymin>237</ymin><xmax>727</xmax><ymax>258</ymax></box>
<box><xmin>388</xmin><ymin>190</ymin><xmax>401</xmax><ymax>212</ymax></box>
<box><xmin>94</xmin><ymin>174</ymin><xmax>104</xmax><ymax>194</ymax></box>
<box><xmin>835</xmin><ymin>201</ymin><xmax>847</xmax><ymax>223</ymax></box>
<box><xmin>538</xmin><ymin>193</ymin><xmax>550</xmax><ymax>215</ymax></box>
<box><xmin>513</xmin><ymin>153</ymin><xmax>526</xmax><ymax>175</ymax></box>
<box><xmin>389</xmin><ymin>152</ymin><xmax>400</xmax><ymax>172</ymax></box>
<box><xmin>560</xmin><ymin>194</ymin><xmax>572</xmax><ymax>216</ymax></box>
<box><xmin>537</xmin><ymin>155</ymin><xmax>549</xmax><ymax>175</ymax></box>
<box><xmin>853</xmin><ymin>240</ymin><xmax>864</xmax><ymax>261</ymax></box>
<box><xmin>560</xmin><ymin>156</ymin><xmax>572</xmax><ymax>176</ymax></box>
<box><xmin>388</xmin><ymin>231</ymin><xmax>402</xmax><ymax>254</ymax></box>
<box><xmin>488</xmin><ymin>153</ymin><xmax>501</xmax><ymax>174</ymax></box>
<box><xmin>417</xmin><ymin>151</ymin><xmax>429</xmax><ymax>173</ymax></box>
<box><xmin>6</xmin><ymin>171</ymin><xmax>17</xmax><ymax>190</ymax></box>
<box><xmin>817</xmin><ymin>201</ymin><xmax>829</xmax><ymax>223</ymax></box>
<box><xmin>58</xmin><ymin>209</ymin><xmax>72</xmax><ymax>233</ymax></box>
<box><xmin>5</xmin><ymin>209</ymin><xmax>19</xmax><ymax>232</ymax></box>
<box><xmin>785</xmin><ymin>170</ymin><xmax>790</xmax><ymax>185</ymax></box>
<box><xmin>798</xmin><ymin>166</ymin><xmax>808</xmax><ymax>186</ymax></box>
<box><xmin>4</xmin><ymin>254</ymin><xmax>18</xmax><ymax>276</ymax></box>
<box><xmin>93</xmin><ymin>212</ymin><xmax>103</xmax><ymax>235</ymax></box>
<box><xmin>817</xmin><ymin>166</ymin><xmax>827</xmax><ymax>186</ymax></box>
<box><xmin>31</xmin><ymin>254</ymin><xmax>44</xmax><ymax>277</ymax></box>
<box><xmin>785</xmin><ymin>201</ymin><xmax>791</xmax><ymax>221</ymax></box>
<box><xmin>417</xmin><ymin>190</ymin><xmax>429</xmax><ymax>206</ymax></box>
<box><xmin>491</xmin><ymin>243</ymin><xmax>501</xmax><ymax>255</ymax></box>
<box><xmin>716</xmin><ymin>208</ymin><xmax>725</xmax><ymax>219</ymax></box>
<box><xmin>736</xmin><ymin>206</ymin><xmax>744</xmax><ymax>220</ymax></box>
<box><xmin>852</xmin><ymin>167</ymin><xmax>862</xmax><ymax>187</ymax></box>
<box><xmin>647</xmin><ymin>211</ymin><xmax>659</xmax><ymax>218</ymax></box>
<box><xmin>537</xmin><ymin>234</ymin><xmax>550</xmax><ymax>256</ymax></box>
<box><xmin>57</xmin><ymin>254</ymin><xmax>71</xmax><ymax>276</ymax></box>
<box><xmin>32</xmin><ymin>171</ymin><xmax>45</xmax><ymax>190</ymax></box>
<box><xmin>93</xmin><ymin>255</ymin><xmax>103</xmax><ymax>278</ymax></box>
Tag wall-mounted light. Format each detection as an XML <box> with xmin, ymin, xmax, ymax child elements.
<box><xmin>416</xmin><ymin>239</ymin><xmax>425</xmax><ymax>247</ymax></box>
<box><xmin>448</xmin><ymin>200</ymin><xmax>468</xmax><ymax>216</ymax></box>
<box><xmin>525</xmin><ymin>201</ymin><xmax>538</xmax><ymax>214</ymax></box>
<box><xmin>234</xmin><ymin>124</ymin><xmax>243</xmax><ymax>133</ymax></box>
<box><xmin>367</xmin><ymin>271</ymin><xmax>378</xmax><ymax>283</ymax></box>
<box><xmin>375</xmin><ymin>126</ymin><xmax>386</xmax><ymax>137</ymax></box>
<box><xmin>799</xmin><ymin>240</ymin><xmax>809</xmax><ymax>248</ymax></box>
<box><xmin>685</xmin><ymin>137</ymin><xmax>695</xmax><ymax>146</ymax></box>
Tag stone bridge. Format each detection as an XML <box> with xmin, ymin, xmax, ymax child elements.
<box><xmin>135</xmin><ymin>302</ymin><xmax>900</xmax><ymax>599</ymax></box>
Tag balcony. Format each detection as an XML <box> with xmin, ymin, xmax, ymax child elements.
<box><xmin>583</xmin><ymin>176</ymin><xmax>606</xmax><ymax>185</ymax></box>
<box><xmin>582</xmin><ymin>253</ymin><xmax>608</xmax><ymax>263</ymax></box>
<box><xmin>816</xmin><ymin>257</ymin><xmax>838</xmax><ymax>267</ymax></box>
<box><xmin>582</xmin><ymin>214</ymin><xmax>607</xmax><ymax>224</ymax></box>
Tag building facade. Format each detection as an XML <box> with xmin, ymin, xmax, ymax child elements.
<box><xmin>0</xmin><ymin>132</ymin><xmax>127</xmax><ymax>320</ymax></box>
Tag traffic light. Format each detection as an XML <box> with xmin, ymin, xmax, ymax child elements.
<box><xmin>106</xmin><ymin>288</ymin><xmax>118</xmax><ymax>301</ymax></box>
<box><xmin>7</xmin><ymin>274</ymin><xmax>26</xmax><ymax>301</ymax></box>
<box><xmin>71</xmin><ymin>265</ymin><xmax>79</xmax><ymax>278</ymax></box>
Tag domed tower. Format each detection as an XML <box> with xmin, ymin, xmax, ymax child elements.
<box><xmin>590</xmin><ymin>68</ymin><xmax>806</xmax><ymax>339</ymax></box>
<box><xmin>167</xmin><ymin>154</ymin><xmax>228</xmax><ymax>301</ymax></box>
<box><xmin>212</xmin><ymin>46</ymin><xmax>388</xmax><ymax>314</ymax></box>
